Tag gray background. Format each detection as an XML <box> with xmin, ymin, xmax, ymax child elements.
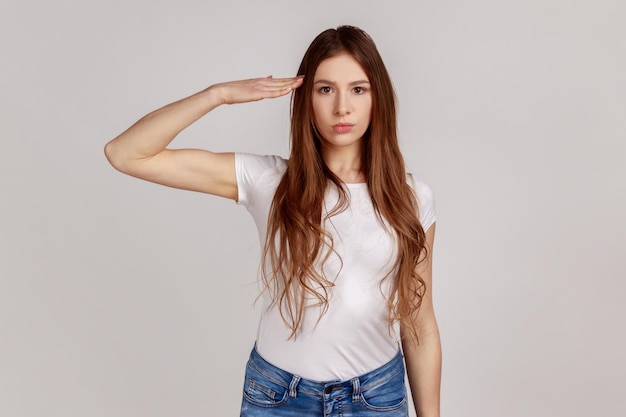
<box><xmin>1</xmin><ymin>0</ymin><xmax>624</xmax><ymax>416</ymax></box>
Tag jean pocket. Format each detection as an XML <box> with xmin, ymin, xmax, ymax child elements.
<box><xmin>242</xmin><ymin>364</ymin><xmax>289</xmax><ymax>408</ymax></box>
<box><xmin>359</xmin><ymin>370</ymin><xmax>407</xmax><ymax>411</ymax></box>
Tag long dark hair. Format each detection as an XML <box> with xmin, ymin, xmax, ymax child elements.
<box><xmin>262</xmin><ymin>26</ymin><xmax>428</xmax><ymax>341</ymax></box>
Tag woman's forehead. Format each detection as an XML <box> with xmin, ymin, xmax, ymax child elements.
<box><xmin>314</xmin><ymin>53</ymin><xmax>369</xmax><ymax>83</ymax></box>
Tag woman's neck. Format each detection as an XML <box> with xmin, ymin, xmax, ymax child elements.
<box><xmin>322</xmin><ymin>145</ymin><xmax>365</xmax><ymax>184</ymax></box>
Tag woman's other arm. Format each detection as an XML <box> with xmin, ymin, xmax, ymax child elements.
<box><xmin>401</xmin><ymin>223</ymin><xmax>442</xmax><ymax>417</ymax></box>
<box><xmin>104</xmin><ymin>76</ymin><xmax>303</xmax><ymax>200</ymax></box>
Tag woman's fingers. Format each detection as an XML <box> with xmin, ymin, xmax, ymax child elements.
<box><xmin>258</xmin><ymin>77</ymin><xmax>303</xmax><ymax>93</ymax></box>
<box><xmin>214</xmin><ymin>76</ymin><xmax>303</xmax><ymax>104</ymax></box>
<box><xmin>258</xmin><ymin>76</ymin><xmax>303</xmax><ymax>89</ymax></box>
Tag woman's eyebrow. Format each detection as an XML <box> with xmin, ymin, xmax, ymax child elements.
<box><xmin>313</xmin><ymin>79</ymin><xmax>371</xmax><ymax>86</ymax></box>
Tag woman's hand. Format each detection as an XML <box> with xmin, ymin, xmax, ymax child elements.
<box><xmin>210</xmin><ymin>76</ymin><xmax>304</xmax><ymax>105</ymax></box>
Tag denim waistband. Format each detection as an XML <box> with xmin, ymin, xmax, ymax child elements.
<box><xmin>247</xmin><ymin>345</ymin><xmax>405</xmax><ymax>400</ymax></box>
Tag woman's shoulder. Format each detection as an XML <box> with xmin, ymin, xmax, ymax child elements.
<box><xmin>406</xmin><ymin>173</ymin><xmax>437</xmax><ymax>230</ymax></box>
<box><xmin>406</xmin><ymin>173</ymin><xmax>434</xmax><ymax>200</ymax></box>
<box><xmin>235</xmin><ymin>152</ymin><xmax>287</xmax><ymax>180</ymax></box>
<box><xmin>234</xmin><ymin>153</ymin><xmax>287</xmax><ymax>206</ymax></box>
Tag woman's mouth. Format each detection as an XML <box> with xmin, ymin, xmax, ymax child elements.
<box><xmin>332</xmin><ymin>123</ymin><xmax>354</xmax><ymax>134</ymax></box>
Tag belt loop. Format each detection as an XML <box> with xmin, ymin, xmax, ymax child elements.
<box><xmin>289</xmin><ymin>375</ymin><xmax>301</xmax><ymax>398</ymax></box>
<box><xmin>351</xmin><ymin>377</ymin><xmax>361</xmax><ymax>402</ymax></box>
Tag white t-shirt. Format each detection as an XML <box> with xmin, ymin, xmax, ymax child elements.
<box><xmin>235</xmin><ymin>153</ymin><xmax>436</xmax><ymax>381</ymax></box>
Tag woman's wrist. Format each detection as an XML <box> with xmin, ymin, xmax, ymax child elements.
<box><xmin>198</xmin><ymin>84</ymin><xmax>226</xmax><ymax>109</ymax></box>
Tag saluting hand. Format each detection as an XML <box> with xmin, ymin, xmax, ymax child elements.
<box><xmin>211</xmin><ymin>76</ymin><xmax>304</xmax><ymax>105</ymax></box>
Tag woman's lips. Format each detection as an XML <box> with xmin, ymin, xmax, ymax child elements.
<box><xmin>332</xmin><ymin>123</ymin><xmax>354</xmax><ymax>134</ymax></box>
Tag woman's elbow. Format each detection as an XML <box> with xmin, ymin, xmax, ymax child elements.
<box><xmin>104</xmin><ymin>140</ymin><xmax>130</xmax><ymax>173</ymax></box>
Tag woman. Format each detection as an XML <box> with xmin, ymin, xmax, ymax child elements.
<box><xmin>105</xmin><ymin>26</ymin><xmax>441</xmax><ymax>417</ymax></box>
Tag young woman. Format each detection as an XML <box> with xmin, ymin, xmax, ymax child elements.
<box><xmin>105</xmin><ymin>26</ymin><xmax>441</xmax><ymax>417</ymax></box>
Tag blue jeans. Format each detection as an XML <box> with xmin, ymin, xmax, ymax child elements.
<box><xmin>240</xmin><ymin>346</ymin><xmax>409</xmax><ymax>417</ymax></box>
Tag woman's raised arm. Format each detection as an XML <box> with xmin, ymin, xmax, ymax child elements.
<box><xmin>104</xmin><ymin>76</ymin><xmax>303</xmax><ymax>200</ymax></box>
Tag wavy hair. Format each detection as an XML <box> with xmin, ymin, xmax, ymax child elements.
<box><xmin>262</xmin><ymin>26</ymin><xmax>428</xmax><ymax>341</ymax></box>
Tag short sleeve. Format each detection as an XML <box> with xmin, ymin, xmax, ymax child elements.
<box><xmin>234</xmin><ymin>152</ymin><xmax>287</xmax><ymax>207</ymax></box>
<box><xmin>407</xmin><ymin>174</ymin><xmax>437</xmax><ymax>231</ymax></box>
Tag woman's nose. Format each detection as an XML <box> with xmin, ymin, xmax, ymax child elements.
<box><xmin>334</xmin><ymin>93</ymin><xmax>351</xmax><ymax>116</ymax></box>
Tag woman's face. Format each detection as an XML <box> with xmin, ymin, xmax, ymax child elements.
<box><xmin>311</xmin><ymin>53</ymin><xmax>372</xmax><ymax>154</ymax></box>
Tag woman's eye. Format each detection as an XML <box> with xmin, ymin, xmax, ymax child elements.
<box><xmin>320</xmin><ymin>86</ymin><xmax>332</xmax><ymax>94</ymax></box>
<box><xmin>353</xmin><ymin>87</ymin><xmax>366</xmax><ymax>94</ymax></box>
